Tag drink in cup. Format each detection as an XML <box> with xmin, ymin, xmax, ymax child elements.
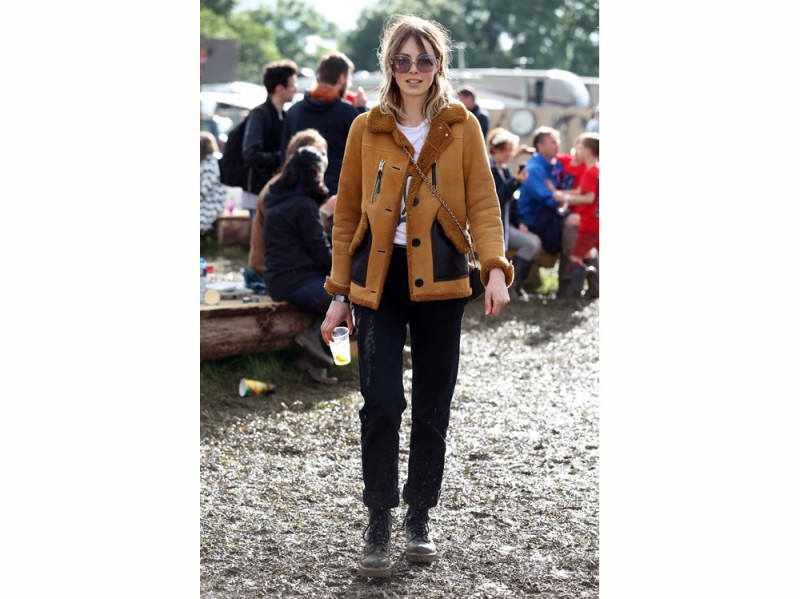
<box><xmin>330</xmin><ymin>326</ymin><xmax>351</xmax><ymax>366</ymax></box>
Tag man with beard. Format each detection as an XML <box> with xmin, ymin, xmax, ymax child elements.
<box><xmin>280</xmin><ymin>52</ymin><xmax>368</xmax><ymax>195</ymax></box>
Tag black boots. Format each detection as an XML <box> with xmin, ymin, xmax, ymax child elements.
<box><xmin>359</xmin><ymin>508</ymin><xmax>392</xmax><ymax>578</ymax></box>
<box><xmin>556</xmin><ymin>223</ymin><xmax>578</xmax><ymax>299</ymax></box>
<box><xmin>358</xmin><ymin>506</ymin><xmax>439</xmax><ymax>577</ymax></box>
<box><xmin>570</xmin><ymin>262</ymin><xmax>586</xmax><ymax>299</ymax></box>
<box><xmin>404</xmin><ymin>506</ymin><xmax>438</xmax><ymax>563</ymax></box>
<box><xmin>584</xmin><ymin>257</ymin><xmax>599</xmax><ymax>299</ymax></box>
<box><xmin>510</xmin><ymin>256</ymin><xmax>533</xmax><ymax>301</ymax></box>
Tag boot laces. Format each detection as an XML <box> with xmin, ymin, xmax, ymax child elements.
<box><xmin>404</xmin><ymin>508</ymin><xmax>430</xmax><ymax>540</ymax></box>
<box><xmin>363</xmin><ymin>509</ymin><xmax>390</xmax><ymax>549</ymax></box>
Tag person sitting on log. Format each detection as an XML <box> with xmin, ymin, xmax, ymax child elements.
<box><xmin>262</xmin><ymin>146</ymin><xmax>339</xmax><ymax>384</ymax></box>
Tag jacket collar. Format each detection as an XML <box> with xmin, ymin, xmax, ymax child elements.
<box><xmin>365</xmin><ymin>102</ymin><xmax>467</xmax><ymax>170</ymax></box>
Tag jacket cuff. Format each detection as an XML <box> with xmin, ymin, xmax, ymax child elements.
<box><xmin>324</xmin><ymin>276</ymin><xmax>350</xmax><ymax>297</ymax></box>
<box><xmin>480</xmin><ymin>256</ymin><xmax>514</xmax><ymax>288</ymax></box>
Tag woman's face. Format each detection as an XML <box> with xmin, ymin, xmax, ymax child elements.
<box><xmin>391</xmin><ymin>35</ymin><xmax>438</xmax><ymax>102</ymax></box>
<box><xmin>492</xmin><ymin>142</ymin><xmax>514</xmax><ymax>165</ymax></box>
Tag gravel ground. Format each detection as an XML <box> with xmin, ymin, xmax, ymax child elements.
<box><xmin>200</xmin><ymin>295</ymin><xmax>599</xmax><ymax>598</ymax></box>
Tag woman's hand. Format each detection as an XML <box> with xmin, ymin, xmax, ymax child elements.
<box><xmin>483</xmin><ymin>268</ymin><xmax>510</xmax><ymax>316</ymax></box>
<box><xmin>321</xmin><ymin>300</ymin><xmax>353</xmax><ymax>344</ymax></box>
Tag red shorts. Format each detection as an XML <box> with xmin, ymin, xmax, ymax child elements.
<box><xmin>572</xmin><ymin>231</ymin><xmax>599</xmax><ymax>259</ymax></box>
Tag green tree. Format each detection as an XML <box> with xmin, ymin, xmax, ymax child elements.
<box><xmin>239</xmin><ymin>0</ymin><xmax>342</xmax><ymax>74</ymax></box>
<box><xmin>343</xmin><ymin>0</ymin><xmax>598</xmax><ymax>76</ymax></box>
<box><xmin>200</xmin><ymin>7</ymin><xmax>237</xmax><ymax>39</ymax></box>
<box><xmin>200</xmin><ymin>0</ymin><xmax>237</xmax><ymax>19</ymax></box>
<box><xmin>230</xmin><ymin>12</ymin><xmax>283</xmax><ymax>82</ymax></box>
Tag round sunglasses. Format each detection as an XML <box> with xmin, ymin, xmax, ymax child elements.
<box><xmin>390</xmin><ymin>54</ymin><xmax>438</xmax><ymax>74</ymax></box>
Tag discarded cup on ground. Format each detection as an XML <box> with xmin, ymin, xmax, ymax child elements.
<box><xmin>330</xmin><ymin>326</ymin><xmax>351</xmax><ymax>366</ymax></box>
<box><xmin>239</xmin><ymin>378</ymin><xmax>276</xmax><ymax>397</ymax></box>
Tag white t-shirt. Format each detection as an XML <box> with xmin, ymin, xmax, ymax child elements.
<box><xmin>393</xmin><ymin>120</ymin><xmax>430</xmax><ymax>246</ymax></box>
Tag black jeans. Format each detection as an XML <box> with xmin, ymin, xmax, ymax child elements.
<box><xmin>353</xmin><ymin>246</ymin><xmax>465</xmax><ymax>509</ymax></box>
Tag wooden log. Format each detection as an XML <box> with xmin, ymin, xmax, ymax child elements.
<box><xmin>214</xmin><ymin>212</ymin><xmax>252</xmax><ymax>247</ymax></box>
<box><xmin>200</xmin><ymin>298</ymin><xmax>315</xmax><ymax>361</ymax></box>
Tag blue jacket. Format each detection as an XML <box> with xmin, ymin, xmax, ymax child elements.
<box><xmin>517</xmin><ymin>153</ymin><xmax>562</xmax><ymax>227</ymax></box>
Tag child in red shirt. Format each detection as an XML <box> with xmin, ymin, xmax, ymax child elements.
<box><xmin>553</xmin><ymin>134</ymin><xmax>599</xmax><ymax>299</ymax></box>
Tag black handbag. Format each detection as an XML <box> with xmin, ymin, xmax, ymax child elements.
<box><xmin>402</xmin><ymin>146</ymin><xmax>485</xmax><ymax>302</ymax></box>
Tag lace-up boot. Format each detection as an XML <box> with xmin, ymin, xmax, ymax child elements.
<box><xmin>404</xmin><ymin>506</ymin><xmax>438</xmax><ymax>562</ymax></box>
<box><xmin>358</xmin><ymin>508</ymin><xmax>392</xmax><ymax>577</ymax></box>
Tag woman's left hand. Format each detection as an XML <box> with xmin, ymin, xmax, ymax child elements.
<box><xmin>484</xmin><ymin>268</ymin><xmax>510</xmax><ymax>316</ymax></box>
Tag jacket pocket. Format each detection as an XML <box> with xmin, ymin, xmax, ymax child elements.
<box><xmin>430</xmin><ymin>219</ymin><xmax>469</xmax><ymax>282</ymax></box>
<box><xmin>369</xmin><ymin>159</ymin><xmax>386</xmax><ymax>205</ymax></box>
<box><xmin>350</xmin><ymin>223</ymin><xmax>372</xmax><ymax>287</ymax></box>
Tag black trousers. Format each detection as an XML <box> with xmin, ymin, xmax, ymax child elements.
<box><xmin>353</xmin><ymin>246</ymin><xmax>465</xmax><ymax>509</ymax></box>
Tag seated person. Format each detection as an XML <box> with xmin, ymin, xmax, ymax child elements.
<box><xmin>486</xmin><ymin>127</ymin><xmax>540</xmax><ymax>300</ymax></box>
<box><xmin>263</xmin><ymin>146</ymin><xmax>339</xmax><ymax>384</ymax></box>
<box><xmin>243</xmin><ymin>129</ymin><xmax>331</xmax><ymax>294</ymax></box>
<box><xmin>552</xmin><ymin>134</ymin><xmax>599</xmax><ymax>299</ymax></box>
<box><xmin>200</xmin><ymin>131</ymin><xmax>227</xmax><ymax>237</ymax></box>
<box><xmin>517</xmin><ymin>126</ymin><xmax>582</xmax><ymax>298</ymax></box>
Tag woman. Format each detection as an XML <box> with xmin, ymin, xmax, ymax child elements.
<box><xmin>320</xmin><ymin>14</ymin><xmax>512</xmax><ymax>577</ymax></box>
<box><xmin>487</xmin><ymin>127</ymin><xmax>542</xmax><ymax>300</ymax></box>
<box><xmin>200</xmin><ymin>131</ymin><xmax>227</xmax><ymax>236</ymax></box>
<box><xmin>263</xmin><ymin>146</ymin><xmax>338</xmax><ymax>384</ymax></box>
<box><xmin>244</xmin><ymin>129</ymin><xmax>330</xmax><ymax>294</ymax></box>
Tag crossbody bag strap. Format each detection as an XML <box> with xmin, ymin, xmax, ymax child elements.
<box><xmin>400</xmin><ymin>146</ymin><xmax>477</xmax><ymax>265</ymax></box>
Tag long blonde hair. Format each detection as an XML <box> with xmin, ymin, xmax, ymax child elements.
<box><xmin>376</xmin><ymin>14</ymin><xmax>455</xmax><ymax>123</ymax></box>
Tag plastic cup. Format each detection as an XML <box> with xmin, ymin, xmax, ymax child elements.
<box><xmin>239</xmin><ymin>378</ymin><xmax>276</xmax><ymax>397</ymax></box>
<box><xmin>330</xmin><ymin>326</ymin><xmax>351</xmax><ymax>366</ymax></box>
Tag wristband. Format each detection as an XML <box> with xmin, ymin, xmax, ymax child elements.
<box><xmin>332</xmin><ymin>294</ymin><xmax>349</xmax><ymax>303</ymax></box>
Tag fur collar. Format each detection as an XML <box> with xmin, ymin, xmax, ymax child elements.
<box><xmin>366</xmin><ymin>102</ymin><xmax>467</xmax><ymax>134</ymax></box>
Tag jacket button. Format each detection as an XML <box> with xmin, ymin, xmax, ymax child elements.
<box><xmin>412</xmin><ymin>197</ymin><xmax>419</xmax><ymax>206</ymax></box>
<box><xmin>414</xmin><ymin>279</ymin><xmax>424</xmax><ymax>287</ymax></box>
<box><xmin>411</xmin><ymin>238</ymin><xmax>421</xmax><ymax>247</ymax></box>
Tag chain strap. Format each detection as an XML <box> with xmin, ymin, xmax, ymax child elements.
<box><xmin>400</xmin><ymin>146</ymin><xmax>477</xmax><ymax>265</ymax></box>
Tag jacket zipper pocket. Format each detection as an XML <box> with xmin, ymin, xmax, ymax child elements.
<box><xmin>432</xmin><ymin>162</ymin><xmax>437</xmax><ymax>188</ymax></box>
<box><xmin>370</xmin><ymin>159</ymin><xmax>385</xmax><ymax>205</ymax></box>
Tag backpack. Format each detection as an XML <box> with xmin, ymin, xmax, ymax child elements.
<box><xmin>218</xmin><ymin>116</ymin><xmax>250</xmax><ymax>188</ymax></box>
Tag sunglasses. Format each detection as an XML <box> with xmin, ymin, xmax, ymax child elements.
<box><xmin>390</xmin><ymin>54</ymin><xmax>438</xmax><ymax>74</ymax></box>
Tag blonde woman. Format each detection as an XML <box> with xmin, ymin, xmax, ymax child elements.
<box><xmin>320</xmin><ymin>14</ymin><xmax>512</xmax><ymax>577</ymax></box>
<box><xmin>486</xmin><ymin>126</ymin><xmax>541</xmax><ymax>299</ymax></box>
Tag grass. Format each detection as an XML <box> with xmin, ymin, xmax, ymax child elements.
<box><xmin>529</xmin><ymin>266</ymin><xmax>559</xmax><ymax>295</ymax></box>
<box><xmin>200</xmin><ymin>235</ymin><xmax>248</xmax><ymax>263</ymax></box>
<box><xmin>201</xmin><ymin>345</ymin><xmax>360</xmax><ymax>401</ymax></box>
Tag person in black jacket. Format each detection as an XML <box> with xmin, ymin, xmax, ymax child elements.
<box><xmin>457</xmin><ymin>85</ymin><xmax>490</xmax><ymax>140</ymax></box>
<box><xmin>241</xmin><ymin>59</ymin><xmax>298</xmax><ymax>221</ymax></box>
<box><xmin>263</xmin><ymin>146</ymin><xmax>338</xmax><ymax>383</ymax></box>
<box><xmin>280</xmin><ymin>52</ymin><xmax>367</xmax><ymax>195</ymax></box>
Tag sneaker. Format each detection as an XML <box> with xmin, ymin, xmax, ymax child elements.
<box><xmin>404</xmin><ymin>506</ymin><xmax>438</xmax><ymax>563</ymax></box>
<box><xmin>359</xmin><ymin>508</ymin><xmax>392</xmax><ymax>578</ymax></box>
<box><xmin>297</xmin><ymin>357</ymin><xmax>338</xmax><ymax>385</ymax></box>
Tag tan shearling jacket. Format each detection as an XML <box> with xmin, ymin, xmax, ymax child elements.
<box><xmin>324</xmin><ymin>102</ymin><xmax>513</xmax><ymax>310</ymax></box>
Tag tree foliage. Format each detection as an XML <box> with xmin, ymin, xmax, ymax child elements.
<box><xmin>202</xmin><ymin>0</ymin><xmax>598</xmax><ymax>84</ymax></box>
<box><xmin>343</xmin><ymin>0</ymin><xmax>598</xmax><ymax>76</ymax></box>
